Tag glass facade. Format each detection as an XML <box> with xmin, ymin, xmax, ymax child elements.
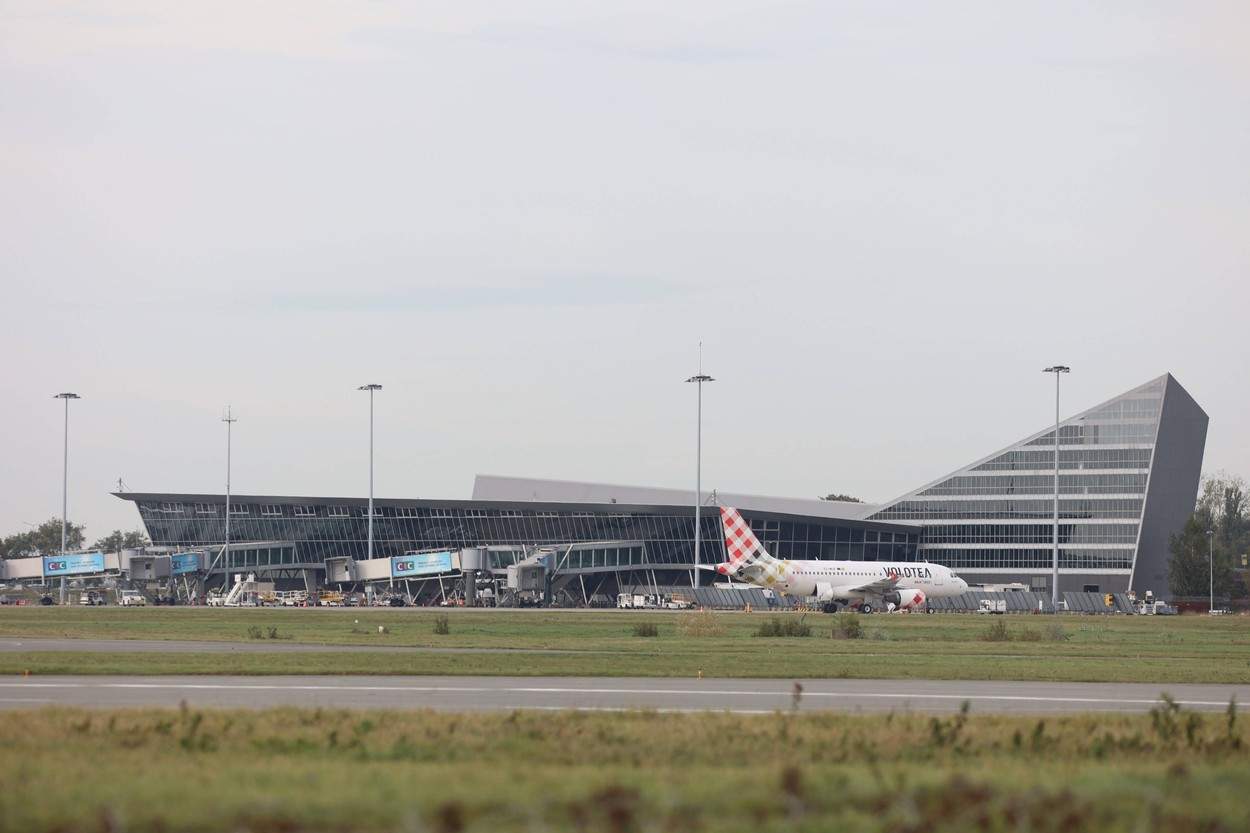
<box><xmin>221</xmin><ymin>544</ymin><xmax>299</xmax><ymax>570</ymax></box>
<box><xmin>871</xmin><ymin>377</ymin><xmax>1168</xmax><ymax>574</ymax></box>
<box><xmin>129</xmin><ymin>498</ymin><xmax>921</xmax><ymax>580</ymax></box>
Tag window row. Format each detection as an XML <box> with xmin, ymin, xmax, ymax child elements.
<box><xmin>873</xmin><ymin>498</ymin><xmax>1145</xmax><ymax>521</ymax></box>
<box><xmin>1083</xmin><ymin>397</ymin><xmax>1163</xmax><ymax>421</ymax></box>
<box><xmin>154</xmin><ymin>503</ymin><xmax>396</xmax><ymax>518</ymax></box>
<box><xmin>922</xmin><ymin>523</ymin><xmax>1139</xmax><ymax>545</ymax></box>
<box><xmin>925</xmin><ymin>548</ymin><xmax>1135</xmax><ymax>570</ymax></box>
<box><xmin>1025</xmin><ymin>422</ymin><xmax>1158</xmax><ymax>447</ymax></box>
<box><xmin>224</xmin><ymin>546</ymin><xmax>300</xmax><ymax>568</ymax></box>
<box><xmin>919</xmin><ymin>473</ymin><xmax>1147</xmax><ymax>497</ymax></box>
<box><xmin>972</xmin><ymin>448</ymin><xmax>1152</xmax><ymax>472</ymax></box>
<box><xmin>559</xmin><ymin>547</ymin><xmax>647</xmax><ymax>570</ymax></box>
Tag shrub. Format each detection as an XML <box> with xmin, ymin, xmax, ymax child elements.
<box><xmin>754</xmin><ymin>616</ymin><xmax>812</xmax><ymax>638</ymax></box>
<box><xmin>1045</xmin><ymin>622</ymin><xmax>1070</xmax><ymax>642</ymax></box>
<box><xmin>631</xmin><ymin>622</ymin><xmax>659</xmax><ymax>638</ymax></box>
<box><xmin>928</xmin><ymin>701</ymin><xmax>971</xmax><ymax>748</ymax></box>
<box><xmin>831</xmin><ymin>612</ymin><xmax>863</xmax><ymax>640</ymax></box>
<box><xmin>1017</xmin><ymin>627</ymin><xmax>1043</xmax><ymax>642</ymax></box>
<box><xmin>677</xmin><ymin>610</ymin><xmax>726</xmax><ymax>638</ymax></box>
<box><xmin>246</xmin><ymin>626</ymin><xmax>263</xmax><ymax>640</ymax></box>
<box><xmin>1150</xmin><ymin>694</ymin><xmax>1182</xmax><ymax>744</ymax></box>
<box><xmin>432</xmin><ymin>615</ymin><xmax>450</xmax><ymax>635</ymax></box>
<box><xmin>981</xmin><ymin>619</ymin><xmax>1011</xmax><ymax>642</ymax></box>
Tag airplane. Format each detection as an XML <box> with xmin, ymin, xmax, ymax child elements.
<box><xmin>708</xmin><ymin>506</ymin><xmax>969</xmax><ymax>613</ymax></box>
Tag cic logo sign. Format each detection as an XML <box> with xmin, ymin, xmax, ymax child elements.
<box><xmin>390</xmin><ymin>551</ymin><xmax>454</xmax><ymax>578</ymax></box>
<box><xmin>42</xmin><ymin>552</ymin><xmax>106</xmax><ymax>577</ymax></box>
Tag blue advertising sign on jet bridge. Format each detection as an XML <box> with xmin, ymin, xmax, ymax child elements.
<box><xmin>170</xmin><ymin>552</ymin><xmax>201</xmax><ymax>575</ymax></box>
<box><xmin>391</xmin><ymin>551</ymin><xmax>455</xmax><ymax>578</ymax></box>
<box><xmin>43</xmin><ymin>552</ymin><xmax>106</xmax><ymax>577</ymax></box>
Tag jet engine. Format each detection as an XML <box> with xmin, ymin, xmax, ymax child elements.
<box><xmin>883</xmin><ymin>589</ymin><xmax>927</xmax><ymax>611</ymax></box>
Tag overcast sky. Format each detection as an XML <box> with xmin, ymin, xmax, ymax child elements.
<box><xmin>2</xmin><ymin>1</ymin><xmax>1247</xmax><ymax>541</ymax></box>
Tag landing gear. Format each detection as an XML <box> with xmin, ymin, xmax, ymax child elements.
<box><xmin>821</xmin><ymin>601</ymin><xmax>840</xmax><ymax>614</ymax></box>
<box><xmin>858</xmin><ymin>602</ymin><xmax>875</xmax><ymax>614</ymax></box>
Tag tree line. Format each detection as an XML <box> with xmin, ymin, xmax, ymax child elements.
<box><xmin>1168</xmin><ymin>471</ymin><xmax>1250</xmax><ymax>599</ymax></box>
<box><xmin>0</xmin><ymin>518</ymin><xmax>149</xmax><ymax>560</ymax></box>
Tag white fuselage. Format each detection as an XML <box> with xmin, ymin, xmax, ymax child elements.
<box><xmin>737</xmin><ymin>560</ymin><xmax>968</xmax><ymax>603</ymax></box>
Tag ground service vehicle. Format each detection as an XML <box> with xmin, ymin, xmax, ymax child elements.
<box><xmin>274</xmin><ymin>590</ymin><xmax>308</xmax><ymax>607</ymax></box>
<box><xmin>617</xmin><ymin>593</ymin><xmax>664</xmax><ymax>609</ymax></box>
<box><xmin>118</xmin><ymin>589</ymin><xmax>146</xmax><ymax>607</ymax></box>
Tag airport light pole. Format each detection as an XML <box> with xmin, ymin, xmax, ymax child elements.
<box><xmin>53</xmin><ymin>393</ymin><xmax>81</xmax><ymax>605</ymax></box>
<box><xmin>358</xmin><ymin>385</ymin><xmax>382</xmax><ymax>564</ymax></box>
<box><xmin>686</xmin><ymin>352</ymin><xmax>714</xmax><ymax>589</ymax></box>
<box><xmin>221</xmin><ymin>406</ymin><xmax>237</xmax><ymax>589</ymax></box>
<box><xmin>1042</xmin><ymin>366</ymin><xmax>1070</xmax><ymax>609</ymax></box>
<box><xmin>1207</xmin><ymin>528</ymin><xmax>1215</xmax><ymax>613</ymax></box>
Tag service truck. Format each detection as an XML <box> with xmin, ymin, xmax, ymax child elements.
<box><xmin>118</xmin><ymin>589</ymin><xmax>146</xmax><ymax>607</ymax></box>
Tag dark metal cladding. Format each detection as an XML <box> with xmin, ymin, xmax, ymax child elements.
<box><xmin>1132</xmin><ymin>375</ymin><xmax>1209</xmax><ymax>594</ymax></box>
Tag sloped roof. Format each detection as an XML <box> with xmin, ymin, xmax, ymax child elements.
<box><xmin>472</xmin><ymin>474</ymin><xmax>883</xmax><ymax>521</ymax></box>
<box><xmin>869</xmin><ymin>372</ymin><xmax>1193</xmax><ymax>515</ymax></box>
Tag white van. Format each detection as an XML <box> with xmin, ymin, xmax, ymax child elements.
<box><xmin>118</xmin><ymin>589</ymin><xmax>147</xmax><ymax>607</ymax></box>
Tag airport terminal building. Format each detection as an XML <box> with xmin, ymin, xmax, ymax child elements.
<box><xmin>117</xmin><ymin>373</ymin><xmax>1207</xmax><ymax>598</ymax></box>
<box><xmin>120</xmin><ymin>492</ymin><xmax>922</xmax><ymax>601</ymax></box>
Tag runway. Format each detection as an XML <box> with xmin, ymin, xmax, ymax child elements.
<box><xmin>0</xmin><ymin>675</ymin><xmax>1246</xmax><ymax>714</ymax></box>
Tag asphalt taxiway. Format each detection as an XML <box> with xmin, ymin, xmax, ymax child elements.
<box><xmin>0</xmin><ymin>675</ymin><xmax>1245</xmax><ymax>714</ymax></box>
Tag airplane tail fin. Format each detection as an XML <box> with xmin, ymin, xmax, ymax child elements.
<box><xmin>720</xmin><ymin>506</ymin><xmax>779</xmax><ymax>571</ymax></box>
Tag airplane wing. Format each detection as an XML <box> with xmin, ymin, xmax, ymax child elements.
<box><xmin>845</xmin><ymin>575</ymin><xmax>902</xmax><ymax>595</ymax></box>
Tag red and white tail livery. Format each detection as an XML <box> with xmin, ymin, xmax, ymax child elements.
<box><xmin>720</xmin><ymin>507</ymin><xmax>768</xmax><ymax>570</ymax></box>
<box><xmin>714</xmin><ymin>506</ymin><xmax>787</xmax><ymax>588</ymax></box>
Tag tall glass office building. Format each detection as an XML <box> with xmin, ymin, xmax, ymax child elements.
<box><xmin>869</xmin><ymin>374</ymin><xmax>1207</xmax><ymax>594</ymax></box>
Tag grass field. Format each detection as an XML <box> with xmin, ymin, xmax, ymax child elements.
<box><xmin>0</xmin><ymin>704</ymin><xmax>1246</xmax><ymax>832</ymax></box>
<box><xmin>2</xmin><ymin>607</ymin><xmax>1249</xmax><ymax>682</ymax></box>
